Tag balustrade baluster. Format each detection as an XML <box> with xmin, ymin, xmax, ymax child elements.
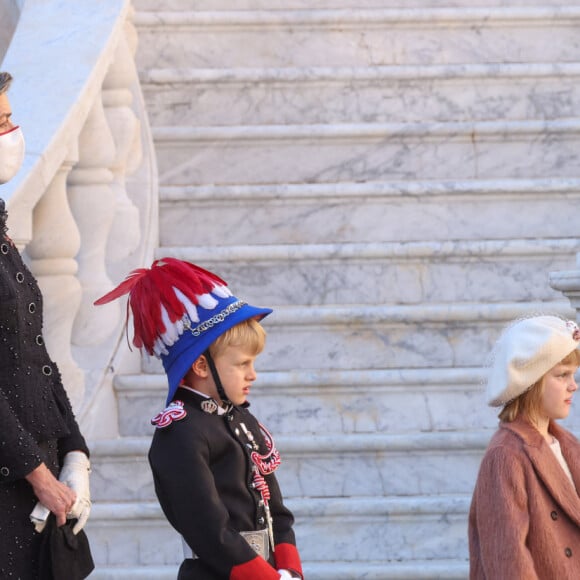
<box><xmin>68</xmin><ymin>96</ymin><xmax>119</xmax><ymax>347</ymax></box>
<box><xmin>103</xmin><ymin>24</ymin><xmax>142</xmax><ymax>268</ymax></box>
<box><xmin>27</xmin><ymin>153</ymin><xmax>85</xmax><ymax>409</ymax></box>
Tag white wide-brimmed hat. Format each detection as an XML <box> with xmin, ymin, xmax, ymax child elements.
<box><xmin>487</xmin><ymin>315</ymin><xmax>580</xmax><ymax>407</ymax></box>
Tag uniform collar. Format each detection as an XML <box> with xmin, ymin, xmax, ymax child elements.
<box><xmin>175</xmin><ymin>386</ymin><xmax>231</xmax><ymax>415</ymax></box>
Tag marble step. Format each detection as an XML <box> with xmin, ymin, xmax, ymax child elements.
<box><xmin>134</xmin><ymin>7</ymin><xmax>580</xmax><ymax>69</ymax></box>
<box><xmin>137</xmin><ymin>300</ymin><xmax>572</xmax><ymax>373</ymax></box>
<box><xmin>142</xmin><ymin>62</ymin><xmax>580</xmax><ymax>126</ymax></box>
<box><xmin>90</xmin><ymin>567</ymin><xmax>178</xmax><ymax>580</ymax></box>
<box><xmin>115</xmin><ymin>367</ymin><xmax>498</xmax><ymax>438</ymax></box>
<box><xmin>155</xmin><ymin>240</ymin><xmax>579</xmax><ymax>306</ymax></box>
<box><xmin>159</xmin><ymin>178</ymin><xmax>580</xmax><ymax>244</ymax></box>
<box><xmin>134</xmin><ymin>0</ymin><xmax>569</xmax><ymax>10</ymax></box>
<box><xmin>90</xmin><ymin>560</ymin><xmax>469</xmax><ymax>580</ymax></box>
<box><xmin>86</xmin><ymin>495</ymin><xmax>471</xmax><ymax>567</ymax></box>
<box><xmin>112</xmin><ymin>367</ymin><xmax>580</xmax><ymax>438</ymax></box>
<box><xmin>89</xmin><ymin>430</ymin><xmax>494</xmax><ymax>502</ymax></box>
<box><xmin>152</xmin><ymin>119</ymin><xmax>580</xmax><ymax>185</ymax></box>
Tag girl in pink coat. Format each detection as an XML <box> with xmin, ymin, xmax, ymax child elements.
<box><xmin>469</xmin><ymin>315</ymin><xmax>580</xmax><ymax>579</ymax></box>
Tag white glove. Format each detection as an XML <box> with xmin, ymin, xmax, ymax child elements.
<box><xmin>30</xmin><ymin>502</ymin><xmax>51</xmax><ymax>533</ymax></box>
<box><xmin>59</xmin><ymin>451</ymin><xmax>91</xmax><ymax>534</ymax></box>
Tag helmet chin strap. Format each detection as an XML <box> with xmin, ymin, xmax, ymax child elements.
<box><xmin>204</xmin><ymin>349</ymin><xmax>230</xmax><ymax>405</ymax></box>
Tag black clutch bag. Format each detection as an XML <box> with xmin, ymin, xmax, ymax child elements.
<box><xmin>38</xmin><ymin>515</ymin><xmax>95</xmax><ymax>580</ymax></box>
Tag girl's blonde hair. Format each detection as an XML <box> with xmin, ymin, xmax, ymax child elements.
<box><xmin>209</xmin><ymin>318</ymin><xmax>266</xmax><ymax>358</ymax></box>
<box><xmin>499</xmin><ymin>349</ymin><xmax>580</xmax><ymax>423</ymax></box>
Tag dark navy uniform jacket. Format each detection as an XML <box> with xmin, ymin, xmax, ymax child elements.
<box><xmin>149</xmin><ymin>387</ymin><xmax>303</xmax><ymax>579</ymax></box>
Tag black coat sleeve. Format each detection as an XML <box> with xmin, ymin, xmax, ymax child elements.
<box><xmin>0</xmin><ymin>391</ymin><xmax>44</xmax><ymax>482</ymax></box>
<box><xmin>50</xmin><ymin>365</ymin><xmax>90</xmax><ymax>462</ymax></box>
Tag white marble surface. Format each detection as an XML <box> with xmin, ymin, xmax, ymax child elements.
<box><xmin>86</xmin><ymin>496</ymin><xmax>470</xmax><ymax>565</ymax></box>
<box><xmin>90</xmin><ymin>432</ymin><xmax>488</xmax><ymax>500</ymax></box>
<box><xmin>135</xmin><ymin>300</ymin><xmax>573</xmax><ymax>373</ymax></box>
<box><xmin>142</xmin><ymin>63</ymin><xmax>580</xmax><ymax>127</ymax></box>
<box><xmin>116</xmin><ymin>381</ymin><xmax>499</xmax><ymax>437</ymax></box>
<box><xmin>177</xmin><ymin>249</ymin><xmax>575</xmax><ymax>306</ymax></box>
<box><xmin>258</xmin><ymin>303</ymin><xmax>572</xmax><ymax>371</ymax></box>
<box><xmin>0</xmin><ymin>0</ymin><xmax>20</xmax><ymax>63</ymax></box>
<box><xmin>135</xmin><ymin>0</ymin><xmax>576</xmax><ymax>9</ymax></box>
<box><xmin>159</xmin><ymin>177</ymin><xmax>580</xmax><ymax>245</ymax></box>
<box><xmin>1</xmin><ymin>0</ymin><xmax>159</xmax><ymax>447</ymax></box>
<box><xmin>159</xmin><ymin>185</ymin><xmax>580</xmax><ymax>242</ymax></box>
<box><xmin>135</xmin><ymin>8</ymin><xmax>580</xmax><ymax>69</ymax></box>
<box><xmin>1</xmin><ymin>0</ymin><xmax>128</xmax><ymax>236</ymax></box>
<box><xmin>153</xmin><ymin>119</ymin><xmax>580</xmax><ymax>185</ymax></box>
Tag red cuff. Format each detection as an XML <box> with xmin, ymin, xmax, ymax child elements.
<box><xmin>274</xmin><ymin>543</ymin><xmax>303</xmax><ymax>578</ymax></box>
<box><xmin>230</xmin><ymin>555</ymin><xmax>279</xmax><ymax>580</ymax></box>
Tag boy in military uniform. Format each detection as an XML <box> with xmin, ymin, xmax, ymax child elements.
<box><xmin>96</xmin><ymin>258</ymin><xmax>303</xmax><ymax>579</ymax></box>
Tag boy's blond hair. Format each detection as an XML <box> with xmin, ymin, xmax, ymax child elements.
<box><xmin>209</xmin><ymin>318</ymin><xmax>266</xmax><ymax>359</ymax></box>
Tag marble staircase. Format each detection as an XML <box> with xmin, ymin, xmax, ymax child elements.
<box><xmin>88</xmin><ymin>3</ymin><xmax>580</xmax><ymax>579</ymax></box>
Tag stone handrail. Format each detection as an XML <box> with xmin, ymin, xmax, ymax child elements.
<box><xmin>0</xmin><ymin>0</ymin><xmax>22</xmax><ymax>62</ymax></box>
<box><xmin>1</xmin><ymin>0</ymin><xmax>158</xmax><ymax>438</ymax></box>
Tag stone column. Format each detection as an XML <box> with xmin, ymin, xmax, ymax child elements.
<box><xmin>102</xmin><ymin>22</ymin><xmax>142</xmax><ymax>267</ymax></box>
<box><xmin>550</xmin><ymin>265</ymin><xmax>580</xmax><ymax>320</ymax></box>
<box><xmin>68</xmin><ymin>95</ymin><xmax>120</xmax><ymax>347</ymax></box>
<box><xmin>27</xmin><ymin>150</ymin><xmax>85</xmax><ymax>409</ymax></box>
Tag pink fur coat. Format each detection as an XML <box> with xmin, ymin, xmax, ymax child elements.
<box><xmin>469</xmin><ymin>417</ymin><xmax>580</xmax><ymax>579</ymax></box>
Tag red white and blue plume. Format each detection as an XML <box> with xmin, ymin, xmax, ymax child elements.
<box><xmin>95</xmin><ymin>257</ymin><xmax>272</xmax><ymax>404</ymax></box>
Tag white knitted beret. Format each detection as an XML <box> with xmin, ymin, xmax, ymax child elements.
<box><xmin>487</xmin><ymin>315</ymin><xmax>580</xmax><ymax>407</ymax></box>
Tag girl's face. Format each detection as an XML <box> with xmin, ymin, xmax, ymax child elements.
<box><xmin>540</xmin><ymin>361</ymin><xmax>579</xmax><ymax>421</ymax></box>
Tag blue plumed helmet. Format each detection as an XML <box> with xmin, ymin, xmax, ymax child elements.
<box><xmin>95</xmin><ymin>258</ymin><xmax>272</xmax><ymax>405</ymax></box>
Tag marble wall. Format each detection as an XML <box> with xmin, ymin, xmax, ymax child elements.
<box><xmin>0</xmin><ymin>0</ymin><xmax>21</xmax><ymax>63</ymax></box>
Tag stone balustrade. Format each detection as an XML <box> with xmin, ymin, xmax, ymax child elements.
<box><xmin>0</xmin><ymin>0</ymin><xmax>158</xmax><ymax>439</ymax></box>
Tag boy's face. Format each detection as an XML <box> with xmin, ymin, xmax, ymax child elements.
<box><xmin>213</xmin><ymin>343</ymin><xmax>259</xmax><ymax>406</ymax></box>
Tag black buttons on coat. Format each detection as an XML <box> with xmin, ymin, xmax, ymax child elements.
<box><xmin>551</xmin><ymin>511</ymin><xmax>558</xmax><ymax>520</ymax></box>
<box><xmin>565</xmin><ymin>547</ymin><xmax>573</xmax><ymax>558</ymax></box>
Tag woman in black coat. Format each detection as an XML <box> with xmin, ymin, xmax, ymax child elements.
<box><xmin>0</xmin><ymin>71</ymin><xmax>91</xmax><ymax>579</ymax></box>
